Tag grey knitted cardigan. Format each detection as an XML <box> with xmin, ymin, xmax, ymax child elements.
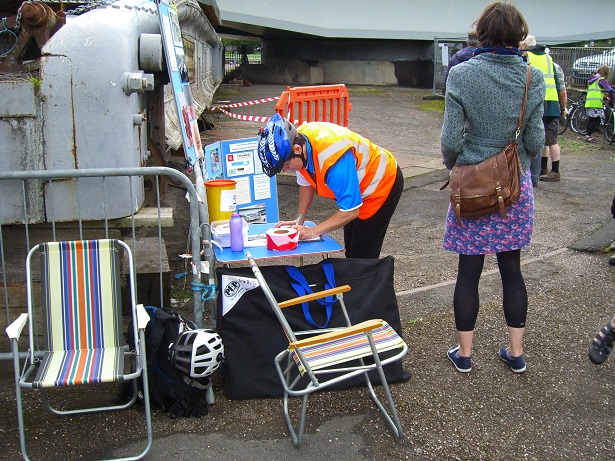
<box><xmin>441</xmin><ymin>53</ymin><xmax>546</xmax><ymax>171</ymax></box>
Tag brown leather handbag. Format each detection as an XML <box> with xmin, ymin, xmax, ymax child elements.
<box><xmin>444</xmin><ymin>66</ymin><xmax>531</xmax><ymax>226</ymax></box>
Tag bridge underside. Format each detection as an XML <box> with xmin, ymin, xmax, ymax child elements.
<box><xmin>236</xmin><ymin>38</ymin><xmax>436</xmax><ymax>87</ymax></box>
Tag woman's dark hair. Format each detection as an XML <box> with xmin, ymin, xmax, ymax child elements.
<box><xmin>474</xmin><ymin>2</ymin><xmax>528</xmax><ymax>48</ymax></box>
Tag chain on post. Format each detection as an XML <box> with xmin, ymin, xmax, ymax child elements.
<box><xmin>15</xmin><ymin>0</ymin><xmax>33</xmax><ymax>33</ymax></box>
<box><xmin>14</xmin><ymin>0</ymin><xmax>114</xmax><ymax>32</ymax></box>
<box><xmin>63</xmin><ymin>0</ymin><xmax>112</xmax><ymax>16</ymax></box>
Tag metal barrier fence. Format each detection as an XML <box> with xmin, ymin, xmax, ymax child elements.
<box><xmin>0</xmin><ymin>167</ymin><xmax>207</xmax><ymax>360</ymax></box>
<box><xmin>432</xmin><ymin>37</ymin><xmax>467</xmax><ymax>96</ymax></box>
<box><xmin>548</xmin><ymin>47</ymin><xmax>615</xmax><ymax>87</ymax></box>
<box><xmin>275</xmin><ymin>84</ymin><xmax>352</xmax><ymax>127</ymax></box>
<box><xmin>224</xmin><ymin>48</ymin><xmax>261</xmax><ymax>79</ymax></box>
<box><xmin>433</xmin><ymin>41</ymin><xmax>615</xmax><ymax>95</ymax></box>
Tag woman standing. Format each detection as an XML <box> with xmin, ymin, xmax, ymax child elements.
<box><xmin>440</xmin><ymin>2</ymin><xmax>545</xmax><ymax>373</ymax></box>
<box><xmin>584</xmin><ymin>65</ymin><xmax>614</xmax><ymax>143</ymax></box>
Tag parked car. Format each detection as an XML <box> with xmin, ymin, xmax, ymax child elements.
<box><xmin>571</xmin><ymin>47</ymin><xmax>615</xmax><ymax>86</ymax></box>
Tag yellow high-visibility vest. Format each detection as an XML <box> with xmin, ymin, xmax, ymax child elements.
<box><xmin>585</xmin><ymin>77</ymin><xmax>605</xmax><ymax>109</ymax></box>
<box><xmin>526</xmin><ymin>51</ymin><xmax>557</xmax><ymax>102</ymax></box>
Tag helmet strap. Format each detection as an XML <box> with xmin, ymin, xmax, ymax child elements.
<box><xmin>290</xmin><ymin>137</ymin><xmax>307</xmax><ymax>168</ymax></box>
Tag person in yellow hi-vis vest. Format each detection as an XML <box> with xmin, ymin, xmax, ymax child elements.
<box><xmin>256</xmin><ymin>114</ymin><xmax>403</xmax><ymax>259</ymax></box>
<box><xmin>584</xmin><ymin>65</ymin><xmax>614</xmax><ymax>143</ymax></box>
<box><xmin>521</xmin><ymin>35</ymin><xmax>567</xmax><ymax>183</ymax></box>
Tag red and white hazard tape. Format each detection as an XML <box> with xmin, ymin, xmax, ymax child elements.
<box><xmin>211</xmin><ymin>95</ymin><xmax>300</xmax><ymax>124</ymax></box>
<box><xmin>211</xmin><ymin>96</ymin><xmax>278</xmax><ymax>122</ymax></box>
<box><xmin>217</xmin><ymin>107</ymin><xmax>272</xmax><ymax>123</ymax></box>
<box><xmin>211</xmin><ymin>96</ymin><xmax>279</xmax><ymax>110</ymax></box>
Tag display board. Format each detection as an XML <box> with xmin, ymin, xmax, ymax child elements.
<box><xmin>156</xmin><ymin>0</ymin><xmax>203</xmax><ymax>166</ymax></box>
<box><xmin>204</xmin><ymin>137</ymin><xmax>279</xmax><ymax>224</ymax></box>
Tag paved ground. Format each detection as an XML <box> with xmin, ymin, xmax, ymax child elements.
<box><xmin>1</xmin><ymin>84</ymin><xmax>615</xmax><ymax>460</ymax></box>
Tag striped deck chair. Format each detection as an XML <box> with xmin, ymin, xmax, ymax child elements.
<box><xmin>5</xmin><ymin>239</ymin><xmax>153</xmax><ymax>461</ymax></box>
<box><xmin>245</xmin><ymin>252</ymin><xmax>408</xmax><ymax>448</ymax></box>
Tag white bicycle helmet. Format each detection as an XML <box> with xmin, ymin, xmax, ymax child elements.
<box><xmin>169</xmin><ymin>329</ymin><xmax>224</xmax><ymax>378</ymax></box>
<box><xmin>176</xmin><ymin>313</ymin><xmax>197</xmax><ymax>334</ymax></box>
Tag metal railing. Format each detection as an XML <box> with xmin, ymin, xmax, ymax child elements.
<box><xmin>224</xmin><ymin>48</ymin><xmax>261</xmax><ymax>80</ymax></box>
<box><xmin>433</xmin><ymin>42</ymin><xmax>615</xmax><ymax>95</ymax></box>
<box><xmin>548</xmin><ymin>47</ymin><xmax>615</xmax><ymax>87</ymax></box>
<box><xmin>0</xmin><ymin>166</ymin><xmax>207</xmax><ymax>360</ymax></box>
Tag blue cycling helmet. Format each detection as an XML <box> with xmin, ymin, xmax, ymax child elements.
<box><xmin>257</xmin><ymin>114</ymin><xmax>299</xmax><ymax>177</ymax></box>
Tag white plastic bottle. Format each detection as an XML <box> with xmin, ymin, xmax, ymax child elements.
<box><xmin>229</xmin><ymin>213</ymin><xmax>244</xmax><ymax>251</ymax></box>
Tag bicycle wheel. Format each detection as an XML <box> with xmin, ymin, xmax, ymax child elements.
<box><xmin>570</xmin><ymin>106</ymin><xmax>588</xmax><ymax>135</ymax></box>
<box><xmin>558</xmin><ymin>114</ymin><xmax>568</xmax><ymax>135</ymax></box>
<box><xmin>603</xmin><ymin>108</ymin><xmax>615</xmax><ymax>145</ymax></box>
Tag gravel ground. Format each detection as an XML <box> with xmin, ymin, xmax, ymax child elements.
<box><xmin>1</xmin><ymin>85</ymin><xmax>614</xmax><ymax>460</ymax></box>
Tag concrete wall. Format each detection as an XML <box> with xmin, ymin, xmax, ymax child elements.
<box><xmin>322</xmin><ymin>61</ymin><xmax>397</xmax><ymax>86</ymax></box>
<box><xmin>240</xmin><ymin>38</ymin><xmax>434</xmax><ymax>87</ymax></box>
<box><xmin>240</xmin><ymin>62</ymin><xmax>323</xmax><ymax>86</ymax></box>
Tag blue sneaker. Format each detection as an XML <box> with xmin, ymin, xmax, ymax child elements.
<box><xmin>447</xmin><ymin>345</ymin><xmax>472</xmax><ymax>372</ymax></box>
<box><xmin>499</xmin><ymin>347</ymin><xmax>526</xmax><ymax>373</ymax></box>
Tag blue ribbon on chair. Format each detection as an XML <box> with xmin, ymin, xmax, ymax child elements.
<box><xmin>285</xmin><ymin>263</ymin><xmax>336</xmax><ymax>328</ymax></box>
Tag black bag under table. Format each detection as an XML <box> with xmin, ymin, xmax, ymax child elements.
<box><xmin>216</xmin><ymin>256</ymin><xmax>411</xmax><ymax>400</ymax></box>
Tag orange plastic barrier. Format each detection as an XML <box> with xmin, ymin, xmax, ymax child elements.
<box><xmin>275</xmin><ymin>84</ymin><xmax>352</xmax><ymax>127</ymax></box>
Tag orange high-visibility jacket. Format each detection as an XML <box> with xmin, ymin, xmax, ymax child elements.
<box><xmin>297</xmin><ymin>122</ymin><xmax>398</xmax><ymax>219</ymax></box>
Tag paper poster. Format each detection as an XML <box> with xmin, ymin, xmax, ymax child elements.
<box><xmin>210</xmin><ymin>137</ymin><xmax>279</xmax><ymax>222</ymax></box>
<box><xmin>253</xmin><ymin>174</ymin><xmax>271</xmax><ymax>200</ymax></box>
<box><xmin>234</xmin><ymin>176</ymin><xmax>252</xmax><ymax>205</ymax></box>
<box><xmin>157</xmin><ymin>0</ymin><xmax>203</xmax><ymax>166</ymax></box>
<box><xmin>225</xmin><ymin>151</ymin><xmax>255</xmax><ymax>177</ymax></box>
<box><xmin>204</xmin><ymin>142</ymin><xmax>223</xmax><ymax>180</ymax></box>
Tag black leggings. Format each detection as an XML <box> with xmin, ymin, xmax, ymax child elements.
<box><xmin>343</xmin><ymin>166</ymin><xmax>403</xmax><ymax>259</ymax></box>
<box><xmin>587</xmin><ymin>116</ymin><xmax>601</xmax><ymax>137</ymax></box>
<box><xmin>453</xmin><ymin>250</ymin><xmax>527</xmax><ymax>331</ymax></box>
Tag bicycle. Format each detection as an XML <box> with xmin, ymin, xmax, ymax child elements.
<box><xmin>571</xmin><ymin>99</ymin><xmax>614</xmax><ymax>144</ymax></box>
<box><xmin>604</xmin><ymin>105</ymin><xmax>615</xmax><ymax>145</ymax></box>
<box><xmin>558</xmin><ymin>91</ymin><xmax>584</xmax><ymax>135</ymax></box>
<box><xmin>566</xmin><ymin>91</ymin><xmax>588</xmax><ymax>135</ymax></box>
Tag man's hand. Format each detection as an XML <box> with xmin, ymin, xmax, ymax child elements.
<box><xmin>274</xmin><ymin>220</ymin><xmax>298</xmax><ymax>228</ymax></box>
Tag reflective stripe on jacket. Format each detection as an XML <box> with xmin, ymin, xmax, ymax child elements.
<box><xmin>586</xmin><ymin>77</ymin><xmax>605</xmax><ymax>109</ymax></box>
<box><xmin>527</xmin><ymin>51</ymin><xmax>557</xmax><ymax>102</ymax></box>
<box><xmin>297</xmin><ymin>122</ymin><xmax>397</xmax><ymax>219</ymax></box>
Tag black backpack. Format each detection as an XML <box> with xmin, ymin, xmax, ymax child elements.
<box><xmin>119</xmin><ymin>306</ymin><xmax>210</xmax><ymax>418</ymax></box>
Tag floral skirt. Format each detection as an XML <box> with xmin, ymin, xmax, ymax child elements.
<box><xmin>443</xmin><ymin>168</ymin><xmax>534</xmax><ymax>255</ymax></box>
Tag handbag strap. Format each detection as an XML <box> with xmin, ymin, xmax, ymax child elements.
<box><xmin>441</xmin><ymin>65</ymin><xmax>532</xmax><ymax>192</ymax></box>
<box><xmin>515</xmin><ymin>66</ymin><xmax>532</xmax><ymax>142</ymax></box>
<box><xmin>285</xmin><ymin>263</ymin><xmax>337</xmax><ymax>328</ymax></box>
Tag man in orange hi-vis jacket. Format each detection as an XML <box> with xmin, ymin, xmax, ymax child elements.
<box><xmin>257</xmin><ymin>114</ymin><xmax>403</xmax><ymax>259</ymax></box>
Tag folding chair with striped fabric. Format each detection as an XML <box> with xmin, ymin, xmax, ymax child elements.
<box><xmin>5</xmin><ymin>239</ymin><xmax>153</xmax><ymax>461</ymax></box>
<box><xmin>246</xmin><ymin>252</ymin><xmax>408</xmax><ymax>448</ymax></box>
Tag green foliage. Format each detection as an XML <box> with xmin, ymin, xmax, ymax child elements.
<box><xmin>563</xmin><ymin>37</ymin><xmax>615</xmax><ymax>47</ymax></box>
<box><xmin>593</xmin><ymin>38</ymin><xmax>615</xmax><ymax>47</ymax></box>
<box><xmin>558</xmin><ymin>135</ymin><xmax>587</xmax><ymax>152</ymax></box>
<box><xmin>222</xmin><ymin>38</ymin><xmax>261</xmax><ymax>54</ymax></box>
<box><xmin>350</xmin><ymin>88</ymin><xmax>385</xmax><ymax>94</ymax></box>
<box><xmin>29</xmin><ymin>76</ymin><xmax>42</xmax><ymax>91</ymax></box>
<box><xmin>419</xmin><ymin>98</ymin><xmax>445</xmax><ymax>113</ymax></box>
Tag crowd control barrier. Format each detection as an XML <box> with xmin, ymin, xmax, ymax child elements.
<box><xmin>275</xmin><ymin>84</ymin><xmax>352</xmax><ymax>127</ymax></box>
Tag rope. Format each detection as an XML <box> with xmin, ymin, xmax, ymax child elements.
<box><xmin>0</xmin><ymin>18</ymin><xmax>18</xmax><ymax>58</ymax></box>
<box><xmin>176</xmin><ymin>272</ymin><xmax>217</xmax><ymax>301</ymax></box>
<box><xmin>191</xmin><ymin>282</ymin><xmax>217</xmax><ymax>302</ymax></box>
